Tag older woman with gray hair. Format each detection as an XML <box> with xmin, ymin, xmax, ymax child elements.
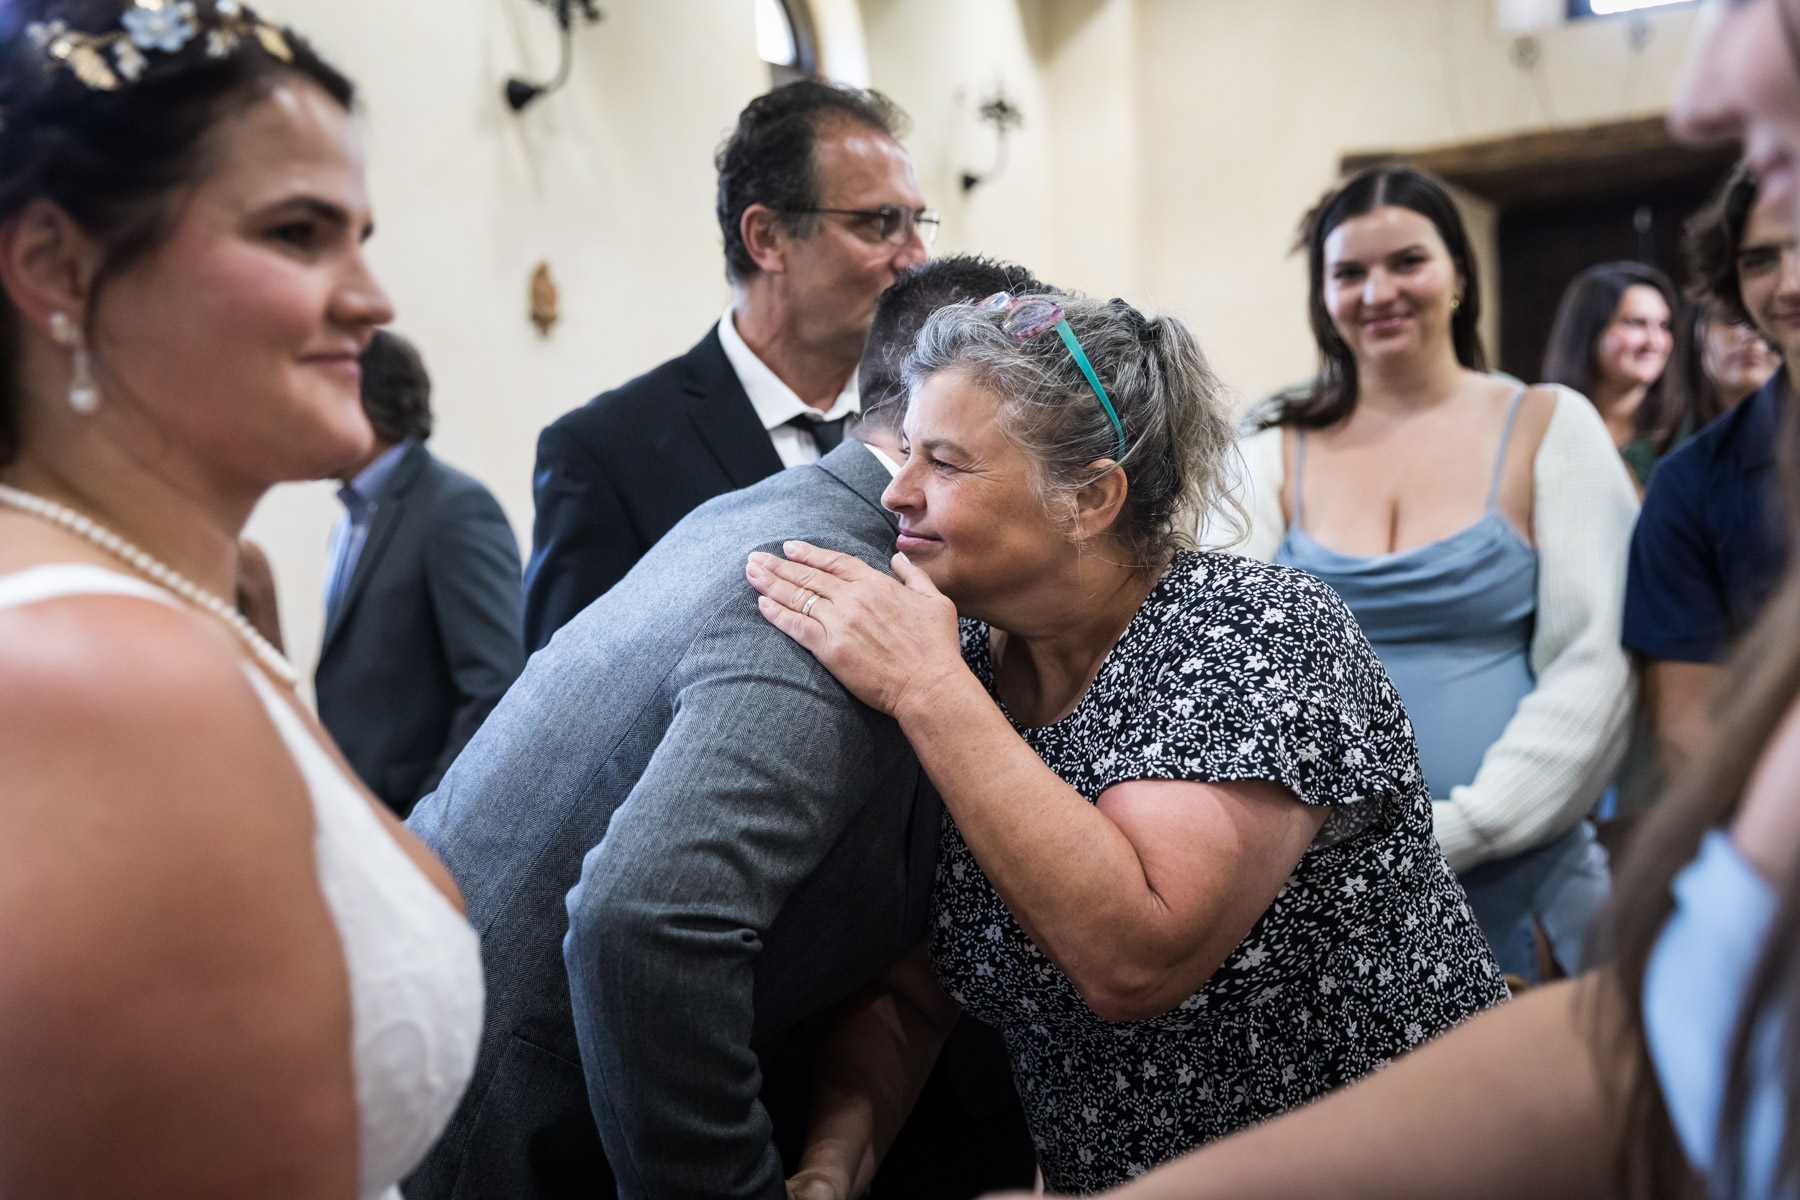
<box><xmin>745</xmin><ymin>293</ymin><xmax>1506</xmax><ymax>1195</ymax></box>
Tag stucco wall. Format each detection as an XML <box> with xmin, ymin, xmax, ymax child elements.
<box><xmin>1132</xmin><ymin>0</ymin><xmax>1700</xmax><ymax>403</ymax></box>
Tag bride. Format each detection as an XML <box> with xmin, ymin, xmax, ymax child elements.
<box><xmin>0</xmin><ymin>3</ymin><xmax>481</xmax><ymax>1197</ymax></box>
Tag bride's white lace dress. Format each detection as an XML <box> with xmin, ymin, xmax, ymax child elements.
<box><xmin>0</xmin><ymin>565</ymin><xmax>485</xmax><ymax>1199</ymax></box>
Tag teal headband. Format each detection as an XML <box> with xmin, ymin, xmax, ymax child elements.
<box><xmin>1053</xmin><ymin>319</ymin><xmax>1126</xmax><ymax>460</ymax></box>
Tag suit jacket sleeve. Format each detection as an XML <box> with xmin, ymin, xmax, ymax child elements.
<box><xmin>523</xmin><ymin>419</ymin><xmax>645</xmax><ymax>652</ymax></box>
<box><xmin>562</xmin><ymin>592</ymin><xmax>896</xmax><ymax>1200</ymax></box>
<box><xmin>418</xmin><ymin>483</ymin><xmax>527</xmax><ymax>800</ymax></box>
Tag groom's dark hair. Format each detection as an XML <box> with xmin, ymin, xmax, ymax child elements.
<box><xmin>856</xmin><ymin>254</ymin><xmax>1050</xmax><ymax>438</ymax></box>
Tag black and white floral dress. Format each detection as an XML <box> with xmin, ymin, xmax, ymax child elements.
<box><xmin>928</xmin><ymin>551</ymin><xmax>1508</xmax><ymax>1194</ymax></box>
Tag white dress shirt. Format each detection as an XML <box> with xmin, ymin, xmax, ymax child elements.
<box><xmin>717</xmin><ymin>309</ymin><xmax>860</xmax><ymax>468</ymax></box>
<box><xmin>863</xmin><ymin>443</ymin><xmax>903</xmax><ymax>478</ymax></box>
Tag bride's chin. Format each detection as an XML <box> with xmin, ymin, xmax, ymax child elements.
<box><xmin>291</xmin><ymin>419</ymin><xmax>377</xmax><ymax>480</ymax></box>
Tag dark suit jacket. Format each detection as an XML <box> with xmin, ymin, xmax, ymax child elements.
<box><xmin>521</xmin><ymin>325</ymin><xmax>782</xmax><ymax>651</ymax></box>
<box><xmin>316</xmin><ymin>442</ymin><xmax>525</xmax><ymax>817</ymax></box>
<box><xmin>405</xmin><ymin>445</ymin><xmax>942</xmax><ymax>1200</ymax></box>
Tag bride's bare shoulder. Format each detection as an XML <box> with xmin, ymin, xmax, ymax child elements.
<box><xmin>0</xmin><ymin>586</ymin><xmax>360</xmax><ymax>1196</ymax></box>
<box><xmin>0</xmin><ymin>577</ymin><xmax>249</xmax><ymax>716</ymax></box>
<box><xmin>0</xmin><ymin>583</ymin><xmax>316</xmax><ymax>865</ymax></box>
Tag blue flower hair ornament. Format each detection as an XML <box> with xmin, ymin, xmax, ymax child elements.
<box><xmin>24</xmin><ymin>0</ymin><xmax>293</xmax><ymax>93</ymax></box>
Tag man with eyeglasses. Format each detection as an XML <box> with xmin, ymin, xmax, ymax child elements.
<box><xmin>522</xmin><ymin>80</ymin><xmax>935</xmax><ymax>650</ymax></box>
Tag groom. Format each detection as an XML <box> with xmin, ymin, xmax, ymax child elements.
<box><xmin>405</xmin><ymin>256</ymin><xmax>1042</xmax><ymax>1200</ymax></box>
<box><xmin>406</xmin><ymin>436</ymin><xmax>929</xmax><ymax>1199</ymax></box>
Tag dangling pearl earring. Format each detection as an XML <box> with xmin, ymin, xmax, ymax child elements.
<box><xmin>49</xmin><ymin>312</ymin><xmax>100</xmax><ymax>415</ymax></box>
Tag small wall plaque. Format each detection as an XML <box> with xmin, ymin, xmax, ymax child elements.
<box><xmin>530</xmin><ymin>260</ymin><xmax>560</xmax><ymax>337</ymax></box>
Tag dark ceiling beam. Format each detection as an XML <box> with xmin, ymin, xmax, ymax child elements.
<box><xmin>1341</xmin><ymin>115</ymin><xmax>1739</xmax><ymax>205</ymax></box>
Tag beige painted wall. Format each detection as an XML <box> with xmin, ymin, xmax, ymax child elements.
<box><xmin>1132</xmin><ymin>0</ymin><xmax>1701</xmax><ymax>403</ymax></box>
<box><xmin>872</xmin><ymin>0</ymin><xmax>1700</xmax><ymax>404</ymax></box>
<box><xmin>251</xmin><ymin>0</ymin><xmax>769</xmax><ymax>693</ymax></box>
<box><xmin>246</xmin><ymin>0</ymin><xmax>1703</xmax><ymax>697</ymax></box>
<box><xmin>861</xmin><ymin>0</ymin><xmax>1062</xmax><ymax>282</ymax></box>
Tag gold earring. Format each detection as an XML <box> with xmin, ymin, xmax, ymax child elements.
<box><xmin>49</xmin><ymin>312</ymin><xmax>99</xmax><ymax>414</ymax></box>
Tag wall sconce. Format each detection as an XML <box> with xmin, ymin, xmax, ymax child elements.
<box><xmin>506</xmin><ymin>0</ymin><xmax>604</xmax><ymax>113</ymax></box>
<box><xmin>961</xmin><ymin>90</ymin><xmax>1025</xmax><ymax>192</ymax></box>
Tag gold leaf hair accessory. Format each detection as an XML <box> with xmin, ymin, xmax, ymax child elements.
<box><xmin>25</xmin><ymin>0</ymin><xmax>291</xmax><ymax>93</ymax></box>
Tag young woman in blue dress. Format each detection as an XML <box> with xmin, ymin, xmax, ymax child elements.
<box><xmin>1216</xmin><ymin>166</ymin><xmax>1639</xmax><ymax>982</ymax></box>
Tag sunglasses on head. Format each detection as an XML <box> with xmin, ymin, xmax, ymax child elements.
<box><xmin>978</xmin><ymin>292</ymin><xmax>1127</xmax><ymax>458</ymax></box>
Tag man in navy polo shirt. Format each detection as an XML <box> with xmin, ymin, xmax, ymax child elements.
<box><xmin>1625</xmin><ymin>165</ymin><xmax>1797</xmax><ymax>768</ymax></box>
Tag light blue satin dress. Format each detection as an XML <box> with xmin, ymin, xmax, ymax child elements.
<box><xmin>1274</xmin><ymin>392</ymin><xmax>1610</xmax><ymax>979</ymax></box>
<box><xmin>1646</xmin><ymin>830</ymin><xmax>1791</xmax><ymax>1200</ymax></box>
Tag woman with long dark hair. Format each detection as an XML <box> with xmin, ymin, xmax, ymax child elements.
<box><xmin>0</xmin><ymin>2</ymin><xmax>481</xmax><ymax>1195</ymax></box>
<box><xmin>1212</xmin><ymin>165</ymin><xmax>1638</xmax><ymax>984</ymax></box>
<box><xmin>1667</xmin><ymin>300</ymin><xmax>1780</xmax><ymax>436</ymax></box>
<box><xmin>1541</xmin><ymin>261</ymin><xmax>1681</xmax><ymax>490</ymax></box>
<box><xmin>978</xmin><ymin>2</ymin><xmax>1800</xmax><ymax>1197</ymax></box>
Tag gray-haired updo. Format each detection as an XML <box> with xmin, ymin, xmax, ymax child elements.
<box><xmin>901</xmin><ymin>294</ymin><xmax>1238</xmax><ymax>571</ymax></box>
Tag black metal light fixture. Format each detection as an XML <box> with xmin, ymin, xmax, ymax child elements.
<box><xmin>961</xmin><ymin>90</ymin><xmax>1024</xmax><ymax>192</ymax></box>
<box><xmin>506</xmin><ymin>0</ymin><xmax>604</xmax><ymax>113</ymax></box>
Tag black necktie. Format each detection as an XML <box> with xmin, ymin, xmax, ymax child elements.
<box><xmin>789</xmin><ymin>413</ymin><xmax>850</xmax><ymax>454</ymax></box>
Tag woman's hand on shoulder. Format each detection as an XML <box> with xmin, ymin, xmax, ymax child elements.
<box><xmin>747</xmin><ymin>540</ymin><xmax>967</xmax><ymax>720</ymax></box>
<box><xmin>0</xmin><ymin>595</ymin><xmax>358</xmax><ymax>1197</ymax></box>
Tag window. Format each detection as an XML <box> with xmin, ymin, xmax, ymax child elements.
<box><xmin>755</xmin><ymin>0</ymin><xmax>816</xmax><ymax>86</ymax></box>
<box><xmin>1566</xmin><ymin>0</ymin><xmax>1695</xmax><ymax>17</ymax></box>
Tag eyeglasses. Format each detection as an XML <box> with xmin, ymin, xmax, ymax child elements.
<box><xmin>978</xmin><ymin>291</ymin><xmax>1127</xmax><ymax>458</ymax></box>
<box><xmin>788</xmin><ymin>204</ymin><xmax>940</xmax><ymax>247</ymax></box>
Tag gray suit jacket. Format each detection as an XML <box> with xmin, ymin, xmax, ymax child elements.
<box><xmin>405</xmin><ymin>443</ymin><xmax>940</xmax><ymax>1200</ymax></box>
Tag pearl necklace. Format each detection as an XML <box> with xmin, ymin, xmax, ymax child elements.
<box><xmin>0</xmin><ymin>482</ymin><xmax>299</xmax><ymax>687</ymax></box>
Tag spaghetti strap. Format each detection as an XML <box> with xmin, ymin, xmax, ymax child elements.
<box><xmin>1292</xmin><ymin>428</ymin><xmax>1309</xmax><ymax>530</ymax></box>
<box><xmin>1485</xmin><ymin>390</ymin><xmax>1528</xmax><ymax>511</ymax></box>
<box><xmin>0</xmin><ymin>563</ymin><xmax>178</xmax><ymax>611</ymax></box>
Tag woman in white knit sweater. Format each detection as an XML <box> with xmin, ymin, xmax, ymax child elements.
<box><xmin>1212</xmin><ymin>166</ymin><xmax>1638</xmax><ymax>981</ymax></box>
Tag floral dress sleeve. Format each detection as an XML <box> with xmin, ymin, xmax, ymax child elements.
<box><xmin>1105</xmin><ymin>554</ymin><xmax>1424</xmax><ymax>846</ymax></box>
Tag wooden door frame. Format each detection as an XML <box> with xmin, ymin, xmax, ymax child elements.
<box><xmin>1341</xmin><ymin>115</ymin><xmax>1736</xmax><ymax>207</ymax></box>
